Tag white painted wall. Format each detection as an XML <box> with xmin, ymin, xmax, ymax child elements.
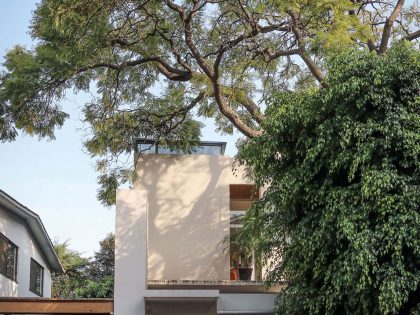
<box><xmin>0</xmin><ymin>205</ymin><xmax>52</xmax><ymax>297</ymax></box>
<box><xmin>114</xmin><ymin>154</ymin><xmax>277</xmax><ymax>315</ymax></box>
<box><xmin>114</xmin><ymin>189</ymin><xmax>148</xmax><ymax>315</ymax></box>
<box><xmin>114</xmin><ymin>189</ymin><xmax>277</xmax><ymax>315</ymax></box>
<box><xmin>135</xmin><ymin>154</ymin><xmax>251</xmax><ymax>281</ymax></box>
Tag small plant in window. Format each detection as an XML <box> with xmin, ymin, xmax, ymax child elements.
<box><xmin>223</xmin><ymin>229</ymin><xmax>254</xmax><ymax>281</ymax></box>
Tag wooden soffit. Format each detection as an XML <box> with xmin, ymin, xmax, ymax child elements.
<box><xmin>0</xmin><ymin>297</ymin><xmax>113</xmax><ymax>314</ymax></box>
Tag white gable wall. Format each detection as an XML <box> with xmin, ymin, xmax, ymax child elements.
<box><xmin>0</xmin><ymin>205</ymin><xmax>52</xmax><ymax>297</ymax></box>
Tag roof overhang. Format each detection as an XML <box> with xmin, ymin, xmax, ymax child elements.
<box><xmin>144</xmin><ymin>290</ymin><xmax>218</xmax><ymax>315</ymax></box>
<box><xmin>0</xmin><ymin>190</ymin><xmax>64</xmax><ymax>274</ymax></box>
<box><xmin>148</xmin><ymin>280</ymin><xmax>286</xmax><ymax>293</ymax></box>
<box><xmin>143</xmin><ymin>289</ymin><xmax>278</xmax><ymax>315</ymax></box>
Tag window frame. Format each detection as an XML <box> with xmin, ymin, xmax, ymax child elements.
<box><xmin>0</xmin><ymin>232</ymin><xmax>18</xmax><ymax>282</ymax></box>
<box><xmin>135</xmin><ymin>139</ymin><xmax>227</xmax><ymax>156</ymax></box>
<box><xmin>29</xmin><ymin>258</ymin><xmax>44</xmax><ymax>296</ymax></box>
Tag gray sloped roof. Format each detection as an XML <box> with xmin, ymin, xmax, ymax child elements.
<box><xmin>0</xmin><ymin>190</ymin><xmax>64</xmax><ymax>273</ymax></box>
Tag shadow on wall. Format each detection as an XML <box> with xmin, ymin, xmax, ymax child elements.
<box><xmin>136</xmin><ymin>154</ymin><xmax>237</xmax><ymax>281</ymax></box>
<box><xmin>114</xmin><ymin>192</ymin><xmax>148</xmax><ymax>289</ymax></box>
<box><xmin>114</xmin><ymin>191</ymin><xmax>150</xmax><ymax>315</ymax></box>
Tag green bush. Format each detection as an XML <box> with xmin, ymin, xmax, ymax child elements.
<box><xmin>237</xmin><ymin>43</ymin><xmax>420</xmax><ymax>314</ymax></box>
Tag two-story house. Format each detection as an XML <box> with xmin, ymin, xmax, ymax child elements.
<box><xmin>114</xmin><ymin>140</ymin><xmax>283</xmax><ymax>315</ymax></box>
<box><xmin>0</xmin><ymin>190</ymin><xmax>64</xmax><ymax>298</ymax></box>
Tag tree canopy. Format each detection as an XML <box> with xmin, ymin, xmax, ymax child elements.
<box><xmin>236</xmin><ymin>42</ymin><xmax>419</xmax><ymax>314</ymax></box>
<box><xmin>52</xmin><ymin>240</ymin><xmax>90</xmax><ymax>298</ymax></box>
<box><xmin>0</xmin><ymin>0</ymin><xmax>418</xmax><ymax>204</ymax></box>
<box><xmin>52</xmin><ymin>233</ymin><xmax>115</xmax><ymax>298</ymax></box>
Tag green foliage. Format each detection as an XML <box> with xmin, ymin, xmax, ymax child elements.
<box><xmin>273</xmin><ymin>0</ymin><xmax>370</xmax><ymax>51</ymax></box>
<box><xmin>76</xmin><ymin>276</ymin><xmax>114</xmax><ymax>298</ymax></box>
<box><xmin>223</xmin><ymin>228</ymin><xmax>255</xmax><ymax>268</ymax></box>
<box><xmin>86</xmin><ymin>233</ymin><xmax>114</xmax><ymax>283</ymax></box>
<box><xmin>52</xmin><ymin>240</ymin><xmax>89</xmax><ymax>298</ymax></box>
<box><xmin>52</xmin><ymin>233</ymin><xmax>115</xmax><ymax>298</ymax></box>
<box><xmin>0</xmin><ymin>45</ymin><xmax>70</xmax><ymax>141</ymax></box>
<box><xmin>2</xmin><ymin>0</ymin><xmax>415</xmax><ymax>205</ymax></box>
<box><xmin>237</xmin><ymin>43</ymin><xmax>420</xmax><ymax>314</ymax></box>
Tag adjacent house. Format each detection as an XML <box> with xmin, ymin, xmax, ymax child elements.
<box><xmin>114</xmin><ymin>140</ymin><xmax>283</xmax><ymax>315</ymax></box>
<box><xmin>0</xmin><ymin>190</ymin><xmax>64</xmax><ymax>298</ymax></box>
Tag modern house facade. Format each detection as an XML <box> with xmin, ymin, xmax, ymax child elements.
<box><xmin>0</xmin><ymin>190</ymin><xmax>64</xmax><ymax>298</ymax></box>
<box><xmin>114</xmin><ymin>140</ymin><xmax>283</xmax><ymax>315</ymax></box>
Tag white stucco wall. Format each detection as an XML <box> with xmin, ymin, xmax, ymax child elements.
<box><xmin>0</xmin><ymin>206</ymin><xmax>52</xmax><ymax>297</ymax></box>
<box><xmin>114</xmin><ymin>189</ymin><xmax>278</xmax><ymax>315</ymax></box>
<box><xmin>114</xmin><ymin>189</ymin><xmax>148</xmax><ymax>315</ymax></box>
<box><xmin>135</xmin><ymin>154</ymin><xmax>251</xmax><ymax>281</ymax></box>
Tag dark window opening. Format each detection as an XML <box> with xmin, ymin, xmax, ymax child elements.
<box><xmin>29</xmin><ymin>258</ymin><xmax>44</xmax><ymax>296</ymax></box>
<box><xmin>0</xmin><ymin>233</ymin><xmax>18</xmax><ymax>281</ymax></box>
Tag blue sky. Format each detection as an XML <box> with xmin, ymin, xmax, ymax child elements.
<box><xmin>0</xmin><ymin>0</ymin><xmax>240</xmax><ymax>257</ymax></box>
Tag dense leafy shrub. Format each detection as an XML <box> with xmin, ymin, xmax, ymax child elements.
<box><xmin>237</xmin><ymin>43</ymin><xmax>419</xmax><ymax>314</ymax></box>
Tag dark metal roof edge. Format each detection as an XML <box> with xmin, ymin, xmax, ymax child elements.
<box><xmin>0</xmin><ymin>190</ymin><xmax>65</xmax><ymax>274</ymax></box>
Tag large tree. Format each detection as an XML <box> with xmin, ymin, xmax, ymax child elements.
<box><xmin>236</xmin><ymin>43</ymin><xmax>419</xmax><ymax>314</ymax></box>
<box><xmin>52</xmin><ymin>234</ymin><xmax>115</xmax><ymax>298</ymax></box>
<box><xmin>0</xmin><ymin>0</ymin><xmax>418</xmax><ymax>204</ymax></box>
<box><xmin>52</xmin><ymin>240</ymin><xmax>89</xmax><ymax>298</ymax></box>
<box><xmin>78</xmin><ymin>233</ymin><xmax>115</xmax><ymax>298</ymax></box>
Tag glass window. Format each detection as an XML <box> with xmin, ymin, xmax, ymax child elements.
<box><xmin>156</xmin><ymin>144</ymin><xmax>222</xmax><ymax>155</ymax></box>
<box><xmin>29</xmin><ymin>258</ymin><xmax>44</xmax><ymax>296</ymax></box>
<box><xmin>157</xmin><ymin>147</ymin><xmax>179</xmax><ymax>154</ymax></box>
<box><xmin>191</xmin><ymin>145</ymin><xmax>222</xmax><ymax>155</ymax></box>
<box><xmin>138</xmin><ymin>143</ymin><xmax>156</xmax><ymax>154</ymax></box>
<box><xmin>0</xmin><ymin>233</ymin><xmax>18</xmax><ymax>281</ymax></box>
<box><xmin>136</xmin><ymin>139</ymin><xmax>226</xmax><ymax>156</ymax></box>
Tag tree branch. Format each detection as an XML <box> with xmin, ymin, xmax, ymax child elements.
<box><xmin>225</xmin><ymin>24</ymin><xmax>289</xmax><ymax>51</ymax></box>
<box><xmin>220</xmin><ymin>86</ymin><xmax>265</xmax><ymax>124</ymax></box>
<box><xmin>157</xmin><ymin>31</ymin><xmax>193</xmax><ymax>72</ymax></box>
<box><xmin>236</xmin><ymin>95</ymin><xmax>265</xmax><ymax>125</ymax></box>
<box><xmin>148</xmin><ymin>91</ymin><xmax>206</xmax><ymax>120</ymax></box>
<box><xmin>265</xmin><ymin>48</ymin><xmax>301</xmax><ymax>62</ymax></box>
<box><xmin>213</xmin><ymin>81</ymin><xmax>262</xmax><ymax>138</ymax></box>
<box><xmin>165</xmin><ymin>0</ymin><xmax>263</xmax><ymax>136</ymax></box>
<box><xmin>164</xmin><ymin>0</ymin><xmax>214</xmax><ymax>78</ymax></box>
<box><xmin>77</xmin><ymin>56</ymin><xmax>192</xmax><ymax>82</ymax></box>
<box><xmin>162</xmin><ymin>91</ymin><xmax>207</xmax><ymax>133</ymax></box>
<box><xmin>367</xmin><ymin>39</ymin><xmax>377</xmax><ymax>52</ymax></box>
<box><xmin>288</xmin><ymin>11</ymin><xmax>328</xmax><ymax>88</ymax></box>
<box><xmin>211</xmin><ymin>23</ymin><xmax>292</xmax><ymax>125</ymax></box>
<box><xmin>299</xmin><ymin>53</ymin><xmax>328</xmax><ymax>87</ymax></box>
<box><xmin>378</xmin><ymin>0</ymin><xmax>405</xmax><ymax>54</ymax></box>
<box><xmin>404</xmin><ymin>29</ymin><xmax>420</xmax><ymax>41</ymax></box>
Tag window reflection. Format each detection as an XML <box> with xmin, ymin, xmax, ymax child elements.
<box><xmin>136</xmin><ymin>140</ymin><xmax>225</xmax><ymax>156</ymax></box>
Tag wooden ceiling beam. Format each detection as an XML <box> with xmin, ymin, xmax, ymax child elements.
<box><xmin>0</xmin><ymin>298</ymin><xmax>113</xmax><ymax>314</ymax></box>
